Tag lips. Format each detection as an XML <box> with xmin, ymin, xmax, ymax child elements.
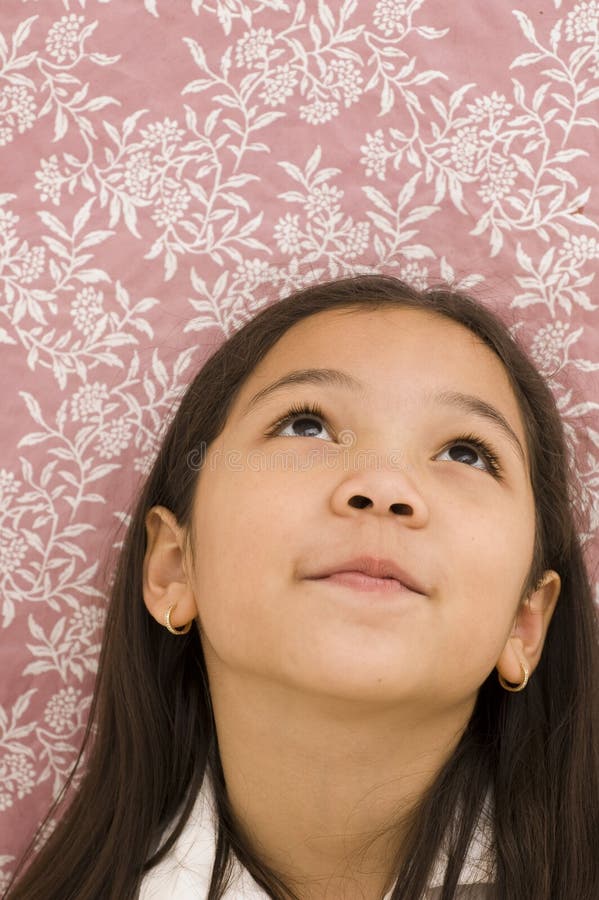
<box><xmin>305</xmin><ymin>555</ymin><xmax>427</xmax><ymax>595</ymax></box>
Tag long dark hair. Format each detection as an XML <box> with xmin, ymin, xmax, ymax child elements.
<box><xmin>4</xmin><ymin>274</ymin><xmax>598</xmax><ymax>900</ymax></box>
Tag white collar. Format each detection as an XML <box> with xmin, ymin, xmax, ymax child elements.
<box><xmin>139</xmin><ymin>772</ymin><xmax>495</xmax><ymax>898</ymax></box>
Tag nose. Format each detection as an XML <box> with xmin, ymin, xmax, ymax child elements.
<box><xmin>330</xmin><ymin>464</ymin><xmax>429</xmax><ymax>525</ymax></box>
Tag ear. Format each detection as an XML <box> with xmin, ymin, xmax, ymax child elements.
<box><xmin>496</xmin><ymin>569</ymin><xmax>561</xmax><ymax>686</ymax></box>
<box><xmin>142</xmin><ymin>505</ymin><xmax>197</xmax><ymax>632</ymax></box>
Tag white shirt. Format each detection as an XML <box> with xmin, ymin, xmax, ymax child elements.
<box><xmin>139</xmin><ymin>771</ymin><xmax>496</xmax><ymax>898</ymax></box>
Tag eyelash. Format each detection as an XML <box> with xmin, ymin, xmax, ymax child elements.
<box><xmin>264</xmin><ymin>401</ymin><xmax>504</xmax><ymax>479</ymax></box>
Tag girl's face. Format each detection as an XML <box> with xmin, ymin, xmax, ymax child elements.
<box><xmin>188</xmin><ymin>307</ymin><xmax>542</xmax><ymax>708</ymax></box>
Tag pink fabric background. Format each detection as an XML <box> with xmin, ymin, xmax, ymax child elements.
<box><xmin>1</xmin><ymin>0</ymin><xmax>598</xmax><ymax>883</ymax></box>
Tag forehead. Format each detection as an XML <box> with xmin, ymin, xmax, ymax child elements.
<box><xmin>236</xmin><ymin>307</ymin><xmax>523</xmax><ymax>419</ymax></box>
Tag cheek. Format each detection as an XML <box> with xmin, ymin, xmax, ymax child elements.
<box><xmin>191</xmin><ymin>469</ymin><xmax>296</xmax><ymax>665</ymax></box>
<box><xmin>435</xmin><ymin>497</ymin><xmax>535</xmax><ymax>649</ymax></box>
<box><xmin>197</xmin><ymin>465</ymin><xmax>297</xmax><ymax>564</ymax></box>
<box><xmin>443</xmin><ymin>481</ymin><xmax>535</xmax><ymax>586</ymax></box>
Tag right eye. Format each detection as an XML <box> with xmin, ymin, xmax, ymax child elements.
<box><xmin>264</xmin><ymin>402</ymin><xmax>335</xmax><ymax>441</ymax></box>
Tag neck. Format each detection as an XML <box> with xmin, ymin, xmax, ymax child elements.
<box><xmin>205</xmin><ymin>662</ymin><xmax>477</xmax><ymax>897</ymax></box>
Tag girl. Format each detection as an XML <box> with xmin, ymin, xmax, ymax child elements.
<box><xmin>4</xmin><ymin>274</ymin><xmax>598</xmax><ymax>900</ymax></box>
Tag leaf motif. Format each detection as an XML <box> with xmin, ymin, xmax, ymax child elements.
<box><xmin>89</xmin><ymin>52</ymin><xmax>121</xmax><ymax>65</ymax></box>
<box><xmin>182</xmin><ymin>78</ymin><xmax>213</xmax><ymax>94</ymax></box>
<box><xmin>278</xmin><ymin>160</ymin><xmax>306</xmax><ymax>184</ymax></box>
<box><xmin>13</xmin><ymin>16</ymin><xmax>37</xmax><ymax>50</ymax></box>
<box><xmin>380</xmin><ymin>80</ymin><xmax>394</xmax><ymax>116</ymax></box>
<box><xmin>86</xmin><ymin>464</ymin><xmax>121</xmax><ymax>483</ymax></box>
<box><xmin>23</xmin><ymin>660</ymin><xmax>55</xmax><ymax>677</ymax></box>
<box><xmin>27</xmin><ymin>615</ymin><xmax>45</xmax><ymax>643</ymax></box>
<box><xmin>415</xmin><ymin>26</ymin><xmax>449</xmax><ymax>39</ymax></box>
<box><xmin>252</xmin><ymin>111</ymin><xmax>287</xmax><ymax>130</ymax></box>
<box><xmin>397</xmin><ymin>173</ymin><xmax>421</xmax><ymax>211</ymax></box>
<box><xmin>510</xmin><ymin>52</ymin><xmax>545</xmax><ymax>68</ymax></box>
<box><xmin>53</xmin><ymin>106</ymin><xmax>69</xmax><ymax>142</ymax></box>
<box><xmin>318</xmin><ymin>0</ymin><xmax>336</xmax><ymax>34</ymax></box>
<box><xmin>490</xmin><ymin>225</ymin><xmax>504</xmax><ymax>257</ymax></box>
<box><xmin>305</xmin><ymin>145</ymin><xmax>322</xmax><ymax>179</ymax></box>
<box><xmin>73</xmin><ymin>198</ymin><xmax>95</xmax><ymax>237</ymax></box>
<box><xmin>411</xmin><ymin>70</ymin><xmax>446</xmax><ymax>86</ymax></box>
<box><xmin>19</xmin><ymin>392</ymin><xmax>45</xmax><ymax>427</ymax></box>
<box><xmin>401</xmin><ymin>244</ymin><xmax>435</xmax><ymax>259</ymax></box>
<box><xmin>0</xmin><ymin>327</ymin><xmax>17</xmax><ymax>345</ymax></box>
<box><xmin>362</xmin><ymin>186</ymin><xmax>394</xmax><ymax>215</ymax></box>
<box><xmin>78</xmin><ymin>229</ymin><xmax>115</xmax><ymax>249</ymax></box>
<box><xmin>365</xmin><ymin>211</ymin><xmax>396</xmax><ymax>237</ymax></box>
<box><xmin>38</xmin><ymin>211</ymin><xmax>70</xmax><ymax>241</ymax></box>
<box><xmin>84</xmin><ymin>96</ymin><xmax>118</xmax><ymax>112</ymax></box>
<box><xmin>309</xmin><ymin>19</ymin><xmax>322</xmax><ymax>49</ymax></box>
<box><xmin>74</xmin><ymin>269</ymin><xmax>111</xmax><ymax>283</ymax></box>
<box><xmin>13</xmin><ymin>688</ymin><xmax>37</xmax><ymax>723</ymax></box>
<box><xmin>512</xmin><ymin>10</ymin><xmax>537</xmax><ymax>45</ymax></box>
<box><xmin>152</xmin><ymin>349</ymin><xmax>168</xmax><ymax>389</ymax></box>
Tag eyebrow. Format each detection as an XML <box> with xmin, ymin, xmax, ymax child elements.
<box><xmin>243</xmin><ymin>367</ymin><xmax>527</xmax><ymax>465</ymax></box>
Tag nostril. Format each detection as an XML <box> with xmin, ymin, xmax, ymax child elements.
<box><xmin>348</xmin><ymin>495</ymin><xmax>372</xmax><ymax>509</ymax></box>
<box><xmin>391</xmin><ymin>503</ymin><xmax>413</xmax><ymax>515</ymax></box>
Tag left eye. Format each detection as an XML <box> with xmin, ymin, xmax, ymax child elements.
<box><xmin>437</xmin><ymin>441</ymin><xmax>490</xmax><ymax>472</ymax></box>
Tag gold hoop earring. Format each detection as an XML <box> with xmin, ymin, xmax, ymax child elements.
<box><xmin>164</xmin><ymin>603</ymin><xmax>192</xmax><ymax>635</ymax></box>
<box><xmin>498</xmin><ymin>659</ymin><xmax>529</xmax><ymax>692</ymax></box>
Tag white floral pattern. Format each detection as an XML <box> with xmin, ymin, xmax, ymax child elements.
<box><xmin>0</xmin><ymin>0</ymin><xmax>597</xmax><ymax>884</ymax></box>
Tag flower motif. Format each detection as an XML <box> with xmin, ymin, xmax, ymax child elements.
<box><xmin>235</xmin><ymin>27</ymin><xmax>275</xmax><ymax>68</ymax></box>
<box><xmin>373</xmin><ymin>0</ymin><xmax>408</xmax><ymax>37</ymax></box>
<box><xmin>140</xmin><ymin>118</ymin><xmax>185</xmax><ymax>149</ymax></box>
<box><xmin>152</xmin><ymin>187</ymin><xmax>191</xmax><ymax>228</ymax></box>
<box><xmin>17</xmin><ymin>247</ymin><xmax>45</xmax><ymax>284</ymax></box>
<box><xmin>35</xmin><ymin>155</ymin><xmax>62</xmax><ymax>206</ymax></box>
<box><xmin>0</xmin><ymin>528</ymin><xmax>28</xmax><ymax>576</ymax></box>
<box><xmin>45</xmin><ymin>14</ymin><xmax>84</xmax><ymax>63</ymax></box>
<box><xmin>71</xmin><ymin>604</ymin><xmax>105</xmax><ymax>636</ymax></box>
<box><xmin>564</xmin><ymin>0</ymin><xmax>599</xmax><ymax>41</ymax></box>
<box><xmin>0</xmin><ymin>85</ymin><xmax>37</xmax><ymax>135</ymax></box>
<box><xmin>0</xmin><ymin>208</ymin><xmax>19</xmax><ymax>243</ymax></box>
<box><xmin>0</xmin><ymin>787</ymin><xmax>10</xmax><ymax>814</ymax></box>
<box><xmin>0</xmin><ymin>469</ymin><xmax>21</xmax><ymax>501</ymax></box>
<box><xmin>467</xmin><ymin>92</ymin><xmax>513</xmax><ymax>123</ymax></box>
<box><xmin>274</xmin><ymin>213</ymin><xmax>302</xmax><ymax>254</ymax></box>
<box><xmin>95</xmin><ymin>416</ymin><xmax>132</xmax><ymax>459</ymax></box>
<box><xmin>0</xmin><ymin>867</ymin><xmax>11</xmax><ymax>894</ymax></box>
<box><xmin>530</xmin><ymin>321</ymin><xmax>569</xmax><ymax>370</ymax></box>
<box><xmin>560</xmin><ymin>234</ymin><xmax>599</xmax><ymax>264</ymax></box>
<box><xmin>360</xmin><ymin>129</ymin><xmax>388</xmax><ymax>181</ymax></box>
<box><xmin>0</xmin><ymin>752</ymin><xmax>36</xmax><ymax>810</ymax></box>
<box><xmin>0</xmin><ymin>124</ymin><xmax>13</xmax><ymax>146</ymax></box>
<box><xmin>71</xmin><ymin>287</ymin><xmax>105</xmax><ymax>335</ymax></box>
<box><xmin>134</xmin><ymin>449</ymin><xmax>158</xmax><ymax>476</ymax></box>
<box><xmin>340</xmin><ymin>221</ymin><xmax>370</xmax><ymax>259</ymax></box>
<box><xmin>323</xmin><ymin>60</ymin><xmax>364</xmax><ymax>108</ymax></box>
<box><xmin>299</xmin><ymin>99</ymin><xmax>339</xmax><ymax>125</ymax></box>
<box><xmin>399</xmin><ymin>262</ymin><xmax>429</xmax><ymax>291</ymax></box>
<box><xmin>232</xmin><ymin>258</ymin><xmax>280</xmax><ymax>293</ymax></box>
<box><xmin>449</xmin><ymin>125</ymin><xmax>481</xmax><ymax>176</ymax></box>
<box><xmin>304</xmin><ymin>184</ymin><xmax>344</xmax><ymax>219</ymax></box>
<box><xmin>44</xmin><ymin>686</ymin><xmax>81</xmax><ymax>733</ymax></box>
<box><xmin>123</xmin><ymin>149</ymin><xmax>154</xmax><ymax>199</ymax></box>
<box><xmin>70</xmin><ymin>382</ymin><xmax>109</xmax><ymax>422</ymax></box>
<box><xmin>477</xmin><ymin>160</ymin><xmax>517</xmax><ymax>203</ymax></box>
<box><xmin>226</xmin><ymin>261</ymin><xmax>281</xmax><ymax>329</ymax></box>
<box><xmin>259</xmin><ymin>63</ymin><xmax>298</xmax><ymax>106</ymax></box>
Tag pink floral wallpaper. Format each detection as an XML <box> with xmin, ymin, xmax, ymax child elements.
<box><xmin>0</xmin><ymin>0</ymin><xmax>598</xmax><ymax>885</ymax></box>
